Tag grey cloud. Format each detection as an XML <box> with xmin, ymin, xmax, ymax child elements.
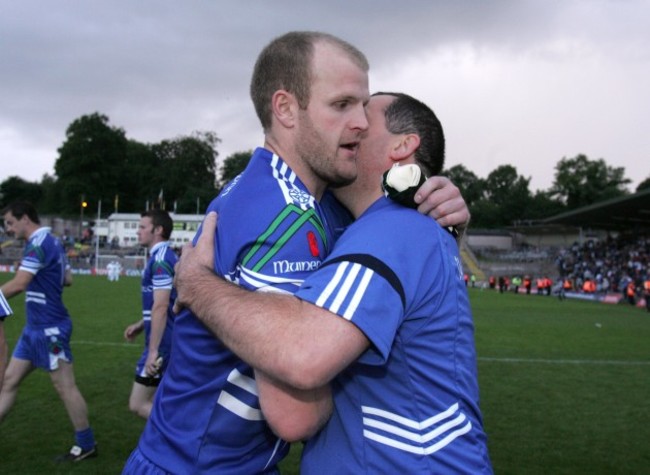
<box><xmin>1</xmin><ymin>0</ymin><xmax>649</xmax><ymax>187</ymax></box>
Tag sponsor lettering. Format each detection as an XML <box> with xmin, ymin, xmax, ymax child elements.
<box><xmin>220</xmin><ymin>174</ymin><xmax>242</xmax><ymax>197</ymax></box>
<box><xmin>273</xmin><ymin>260</ymin><xmax>321</xmax><ymax>274</ymax></box>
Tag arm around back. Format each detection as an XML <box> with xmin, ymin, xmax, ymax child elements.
<box><xmin>174</xmin><ymin>212</ymin><xmax>371</xmax><ymax>390</ymax></box>
<box><xmin>189</xmin><ymin>277</ymin><xmax>369</xmax><ymax>390</ymax></box>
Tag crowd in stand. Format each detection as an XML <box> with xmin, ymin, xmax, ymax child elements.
<box><xmin>465</xmin><ymin>233</ymin><xmax>650</xmax><ymax>311</ymax></box>
<box><xmin>554</xmin><ymin>234</ymin><xmax>649</xmax><ymax>299</ymax></box>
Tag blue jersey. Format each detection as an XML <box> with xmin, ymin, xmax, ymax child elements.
<box><xmin>135</xmin><ymin>148</ymin><xmax>334</xmax><ymax>474</ymax></box>
<box><xmin>140</xmin><ymin>241</ymin><xmax>177</xmax><ymax>356</ymax></box>
<box><xmin>296</xmin><ymin>198</ymin><xmax>492</xmax><ymax>474</ymax></box>
<box><xmin>19</xmin><ymin>227</ymin><xmax>71</xmax><ymax>327</ymax></box>
<box><xmin>0</xmin><ymin>290</ymin><xmax>12</xmax><ymax>320</ymax></box>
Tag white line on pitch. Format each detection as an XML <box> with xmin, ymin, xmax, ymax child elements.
<box><xmin>14</xmin><ymin>338</ymin><xmax>650</xmax><ymax>365</ymax></box>
<box><xmin>479</xmin><ymin>357</ymin><xmax>650</xmax><ymax>365</ymax></box>
<box><xmin>73</xmin><ymin>340</ymin><xmax>139</xmax><ymax>348</ymax></box>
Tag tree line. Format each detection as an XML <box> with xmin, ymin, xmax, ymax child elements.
<box><xmin>1</xmin><ymin>113</ymin><xmax>648</xmax><ymax>229</ymax></box>
<box><xmin>0</xmin><ymin>113</ymin><xmax>226</xmax><ymax>217</ymax></box>
<box><xmin>446</xmin><ymin>157</ymin><xmax>648</xmax><ymax>228</ymax></box>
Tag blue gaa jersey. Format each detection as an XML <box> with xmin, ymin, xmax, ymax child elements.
<box><xmin>136</xmin><ymin>147</ymin><xmax>334</xmax><ymax>474</ymax></box>
<box><xmin>19</xmin><ymin>227</ymin><xmax>71</xmax><ymax>327</ymax></box>
<box><xmin>296</xmin><ymin>198</ymin><xmax>493</xmax><ymax>474</ymax></box>
<box><xmin>140</xmin><ymin>241</ymin><xmax>177</xmax><ymax>356</ymax></box>
<box><xmin>0</xmin><ymin>290</ymin><xmax>12</xmax><ymax>320</ymax></box>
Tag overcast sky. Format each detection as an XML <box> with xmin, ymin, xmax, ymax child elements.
<box><xmin>2</xmin><ymin>0</ymin><xmax>649</xmax><ymax>193</ymax></box>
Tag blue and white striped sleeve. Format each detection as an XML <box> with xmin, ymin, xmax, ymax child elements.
<box><xmin>295</xmin><ymin>253</ymin><xmax>405</xmax><ymax>365</ymax></box>
<box><xmin>0</xmin><ymin>289</ymin><xmax>13</xmax><ymax>319</ymax></box>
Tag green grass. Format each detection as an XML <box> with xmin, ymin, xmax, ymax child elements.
<box><xmin>1</xmin><ymin>276</ymin><xmax>649</xmax><ymax>473</ymax></box>
<box><xmin>0</xmin><ymin>274</ymin><xmax>145</xmax><ymax>474</ymax></box>
<box><xmin>474</xmin><ymin>291</ymin><xmax>650</xmax><ymax>474</ymax></box>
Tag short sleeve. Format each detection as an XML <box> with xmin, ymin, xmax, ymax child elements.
<box><xmin>0</xmin><ymin>289</ymin><xmax>13</xmax><ymax>319</ymax></box>
<box><xmin>295</xmin><ymin>256</ymin><xmax>404</xmax><ymax>365</ymax></box>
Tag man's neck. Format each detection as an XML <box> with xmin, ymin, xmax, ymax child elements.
<box><xmin>25</xmin><ymin>223</ymin><xmax>42</xmax><ymax>239</ymax></box>
<box><xmin>148</xmin><ymin>238</ymin><xmax>167</xmax><ymax>252</ymax></box>
<box><xmin>332</xmin><ymin>187</ymin><xmax>382</xmax><ymax>220</ymax></box>
<box><xmin>264</xmin><ymin>140</ymin><xmax>328</xmax><ymax>201</ymax></box>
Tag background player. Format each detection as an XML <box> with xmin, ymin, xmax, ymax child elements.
<box><xmin>0</xmin><ymin>201</ymin><xmax>97</xmax><ymax>462</ymax></box>
<box><xmin>123</xmin><ymin>209</ymin><xmax>177</xmax><ymax>419</ymax></box>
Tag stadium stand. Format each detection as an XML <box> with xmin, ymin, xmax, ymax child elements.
<box><xmin>463</xmin><ymin>188</ymin><xmax>650</xmax><ymax>306</ymax></box>
<box><xmin>542</xmin><ymin>187</ymin><xmax>650</xmax><ymax>231</ymax></box>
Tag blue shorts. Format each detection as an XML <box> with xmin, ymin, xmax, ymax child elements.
<box><xmin>13</xmin><ymin>324</ymin><xmax>73</xmax><ymax>371</ymax></box>
<box><xmin>134</xmin><ymin>348</ymin><xmax>170</xmax><ymax>387</ymax></box>
<box><xmin>122</xmin><ymin>446</ymin><xmax>168</xmax><ymax>475</ymax></box>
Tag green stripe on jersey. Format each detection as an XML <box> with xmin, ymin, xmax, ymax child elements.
<box><xmin>242</xmin><ymin>204</ymin><xmax>327</xmax><ymax>273</ymax></box>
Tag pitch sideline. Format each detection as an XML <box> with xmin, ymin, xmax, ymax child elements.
<box><xmin>75</xmin><ymin>340</ymin><xmax>650</xmax><ymax>365</ymax></box>
<box><xmin>9</xmin><ymin>339</ymin><xmax>648</xmax><ymax>365</ymax></box>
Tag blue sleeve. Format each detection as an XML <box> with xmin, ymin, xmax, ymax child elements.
<box><xmin>295</xmin><ymin>256</ymin><xmax>404</xmax><ymax>365</ymax></box>
<box><xmin>19</xmin><ymin>242</ymin><xmax>44</xmax><ymax>274</ymax></box>
<box><xmin>152</xmin><ymin>250</ymin><xmax>177</xmax><ymax>290</ymax></box>
<box><xmin>0</xmin><ymin>290</ymin><xmax>13</xmax><ymax>318</ymax></box>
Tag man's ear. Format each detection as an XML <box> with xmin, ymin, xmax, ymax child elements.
<box><xmin>390</xmin><ymin>134</ymin><xmax>421</xmax><ymax>162</ymax></box>
<box><xmin>272</xmin><ymin>90</ymin><xmax>298</xmax><ymax>128</ymax></box>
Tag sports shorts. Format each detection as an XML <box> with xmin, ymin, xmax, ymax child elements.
<box><xmin>134</xmin><ymin>348</ymin><xmax>169</xmax><ymax>387</ymax></box>
<box><xmin>13</xmin><ymin>324</ymin><xmax>73</xmax><ymax>371</ymax></box>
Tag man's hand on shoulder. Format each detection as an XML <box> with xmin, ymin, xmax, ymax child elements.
<box><xmin>414</xmin><ymin>176</ymin><xmax>470</xmax><ymax>232</ymax></box>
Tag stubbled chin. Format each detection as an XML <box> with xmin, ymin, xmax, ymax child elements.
<box><xmin>328</xmin><ymin>174</ymin><xmax>356</xmax><ymax>188</ymax></box>
<box><xmin>331</xmin><ymin>164</ymin><xmax>357</xmax><ymax>188</ymax></box>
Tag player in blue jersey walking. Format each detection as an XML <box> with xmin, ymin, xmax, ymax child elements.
<box><xmin>123</xmin><ymin>209</ymin><xmax>177</xmax><ymax>419</ymax></box>
<box><xmin>175</xmin><ymin>92</ymin><xmax>493</xmax><ymax>473</ymax></box>
<box><xmin>0</xmin><ymin>201</ymin><xmax>97</xmax><ymax>462</ymax></box>
<box><xmin>123</xmin><ymin>31</ymin><xmax>470</xmax><ymax>474</ymax></box>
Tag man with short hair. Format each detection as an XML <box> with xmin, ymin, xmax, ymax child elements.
<box><xmin>0</xmin><ymin>201</ymin><xmax>97</xmax><ymax>462</ymax></box>
<box><xmin>174</xmin><ymin>92</ymin><xmax>492</xmax><ymax>473</ymax></box>
<box><xmin>123</xmin><ymin>32</ymin><xmax>470</xmax><ymax>474</ymax></box>
<box><xmin>123</xmin><ymin>209</ymin><xmax>177</xmax><ymax>419</ymax></box>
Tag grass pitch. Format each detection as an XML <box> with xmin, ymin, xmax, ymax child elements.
<box><xmin>0</xmin><ymin>275</ymin><xmax>649</xmax><ymax>474</ymax></box>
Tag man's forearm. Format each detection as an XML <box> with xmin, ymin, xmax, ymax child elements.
<box><xmin>64</xmin><ymin>267</ymin><xmax>73</xmax><ymax>286</ymax></box>
<box><xmin>1</xmin><ymin>270</ymin><xmax>33</xmax><ymax>299</ymax></box>
<box><xmin>1</xmin><ymin>280</ymin><xmax>22</xmax><ymax>300</ymax></box>
<box><xmin>174</xmin><ymin>212</ymin><xmax>370</xmax><ymax>389</ymax></box>
<box><xmin>182</xmin><ymin>270</ymin><xmax>308</xmax><ymax>386</ymax></box>
<box><xmin>148</xmin><ymin>292</ymin><xmax>171</xmax><ymax>354</ymax></box>
<box><xmin>256</xmin><ymin>369</ymin><xmax>332</xmax><ymax>442</ymax></box>
<box><xmin>181</xmin><ymin>265</ymin><xmax>364</xmax><ymax>390</ymax></box>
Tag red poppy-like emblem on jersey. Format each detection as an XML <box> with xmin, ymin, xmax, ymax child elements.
<box><xmin>307</xmin><ymin>231</ymin><xmax>320</xmax><ymax>257</ymax></box>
